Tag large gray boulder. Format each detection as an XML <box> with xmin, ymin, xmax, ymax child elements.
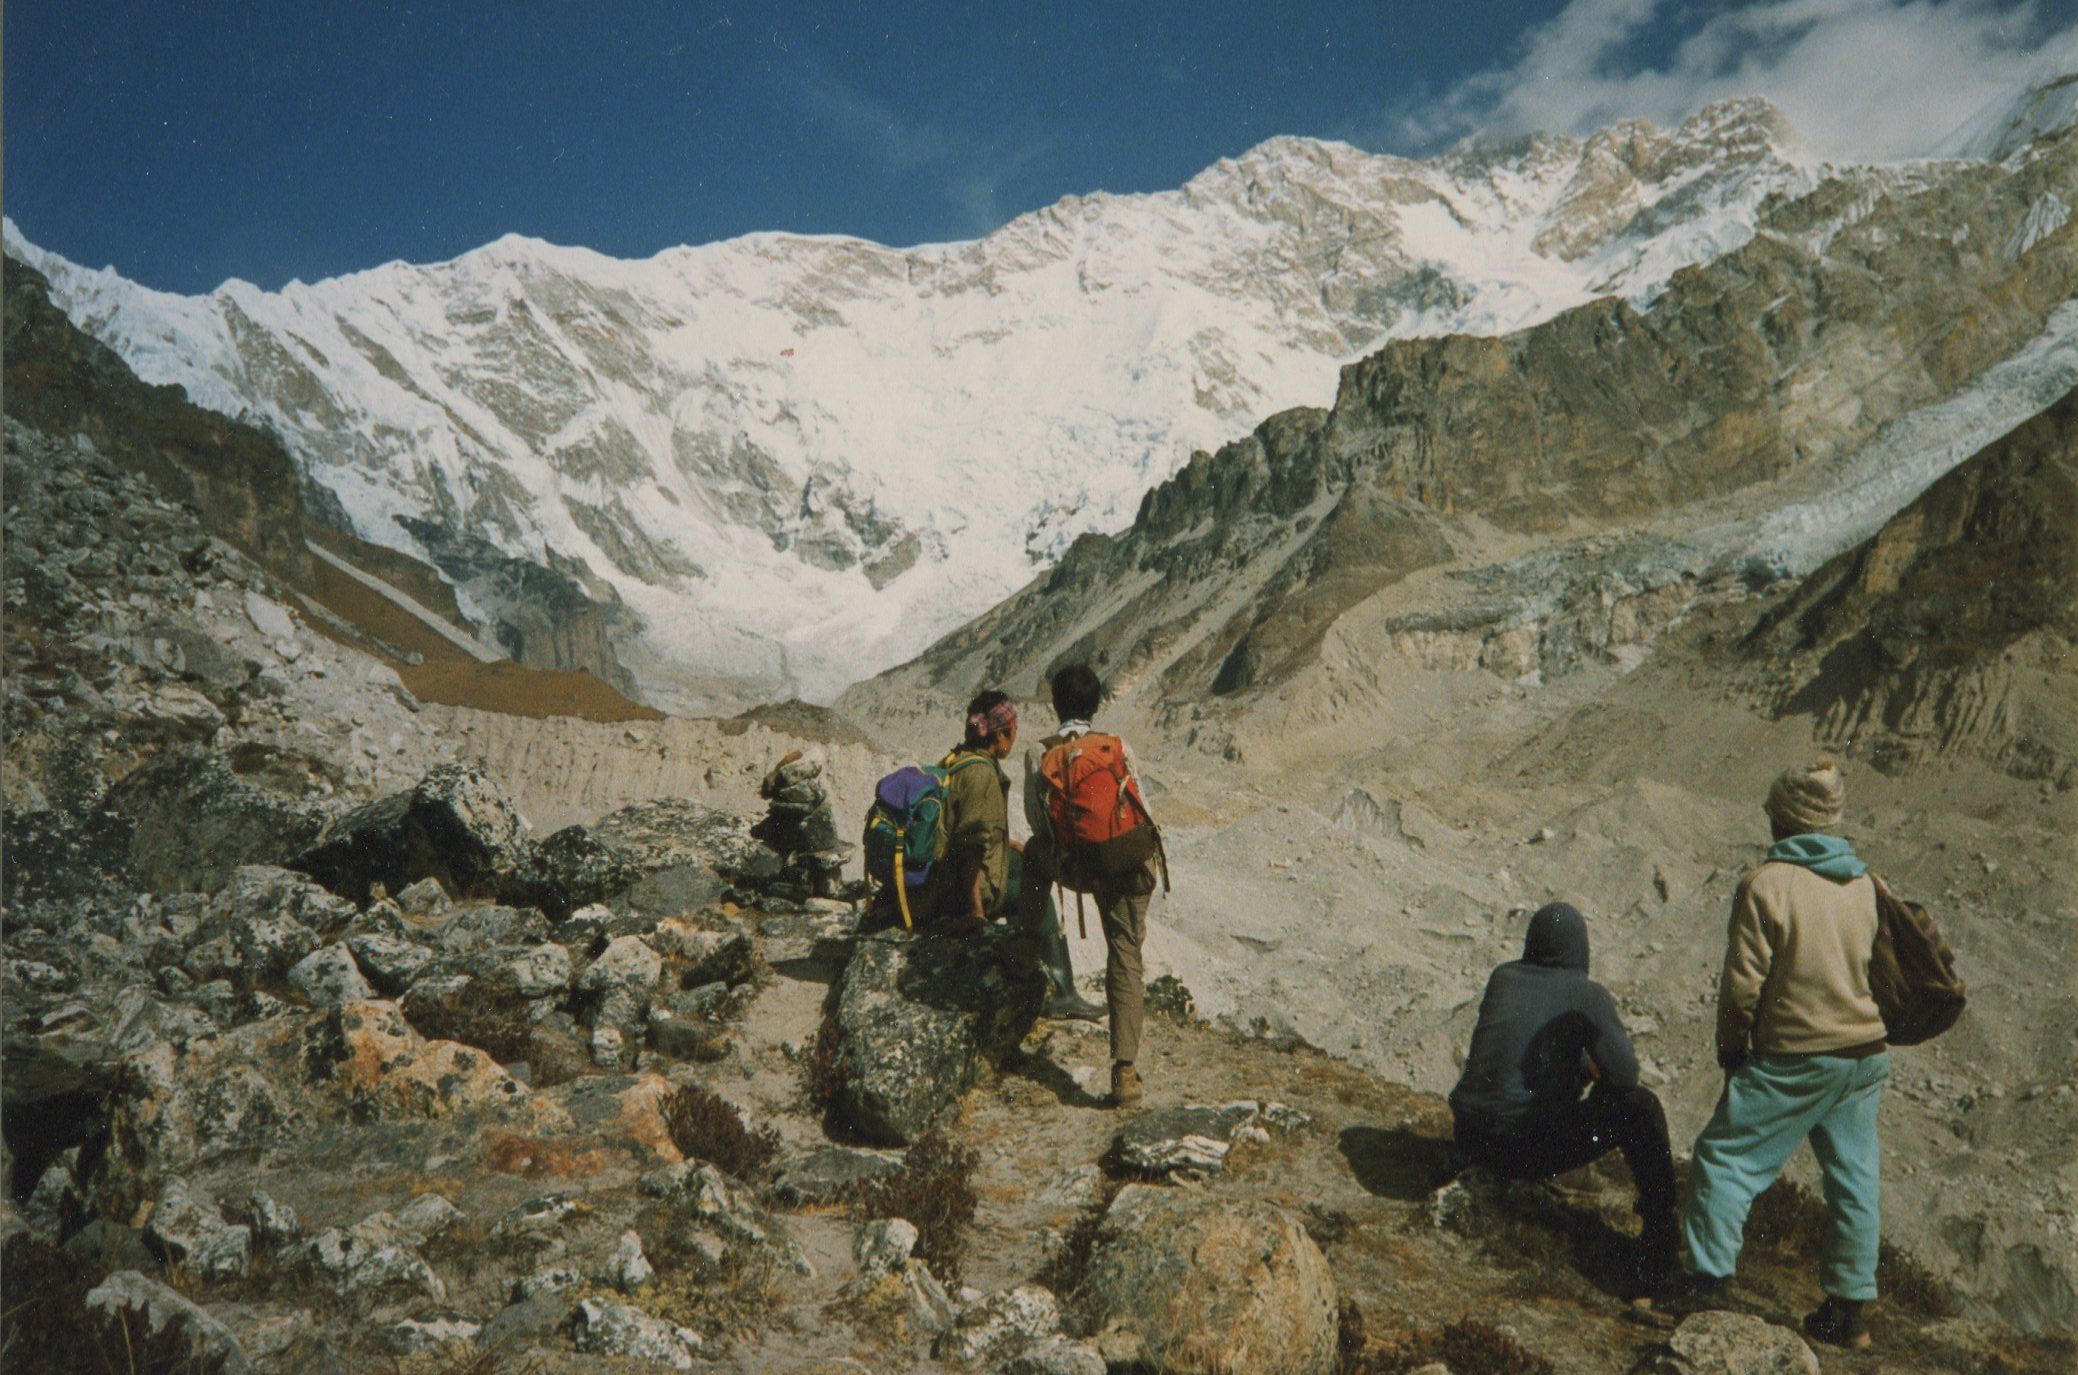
<box><xmin>497</xmin><ymin>822</ymin><xmax>644</xmax><ymax>920</ymax></box>
<box><xmin>831</xmin><ymin>926</ymin><xmax>1042</xmax><ymax>1145</ymax></box>
<box><xmin>1083</xmin><ymin>1185</ymin><xmax>1338</xmax><ymax>1375</ymax></box>
<box><xmin>290</xmin><ymin>764</ymin><xmax>532</xmax><ymax>903</ymax></box>
<box><xmin>107</xmin><ymin>746</ymin><xmax>328</xmax><ymax>894</ymax></box>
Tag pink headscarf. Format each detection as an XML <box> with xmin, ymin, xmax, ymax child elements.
<box><xmin>966</xmin><ymin>698</ymin><xmax>1018</xmax><ymax>744</ymax></box>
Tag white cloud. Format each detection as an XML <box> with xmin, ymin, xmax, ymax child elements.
<box><xmin>1375</xmin><ymin>0</ymin><xmax>2078</xmax><ymax>161</ymax></box>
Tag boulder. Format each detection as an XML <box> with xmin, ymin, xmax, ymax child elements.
<box><xmin>84</xmin><ymin>1270</ymin><xmax>252</xmax><ymax>1374</ymax></box>
<box><xmin>1110</xmin><ymin>1103</ymin><xmax>1257</xmax><ymax>1180</ymax></box>
<box><xmin>143</xmin><ymin>1176</ymin><xmax>251</xmax><ymax>1280</ymax></box>
<box><xmin>606</xmin><ymin>1228</ymin><xmax>655</xmax><ymax>1292</ymax></box>
<box><xmin>498</xmin><ymin>823</ymin><xmax>643</xmax><ymax>919</ymax></box>
<box><xmin>571</xmin><ymin>1298</ymin><xmax>703</xmax><ymax>1370</ymax></box>
<box><xmin>590</xmin><ymin>796</ymin><xmax>769</xmax><ymax>880</ymax></box>
<box><xmin>293</xmin><ymin>1000</ymin><xmax>535</xmax><ymax>1122</ymax></box>
<box><xmin>291</xmin><ymin>764</ymin><xmax>532</xmax><ymax>904</ymax></box>
<box><xmin>287</xmin><ymin>943</ymin><xmax>375</xmax><ymax>1006</ymax></box>
<box><xmin>772</xmin><ymin>1146</ymin><xmax>905</xmax><ymax>1207</ymax></box>
<box><xmin>106</xmin><ymin>746</ymin><xmax>327</xmax><ymax>894</ymax></box>
<box><xmin>935</xmin><ymin>1284</ymin><xmax>1063</xmax><ymax>1366</ymax></box>
<box><xmin>342</xmin><ymin>933</ymin><xmax>434</xmax><ymax>995</ymax></box>
<box><xmin>1083</xmin><ymin>1185</ymin><xmax>1338</xmax><ymax>1375</ymax></box>
<box><xmin>651</xmin><ymin>917</ymin><xmax>759</xmax><ymax>987</ymax></box>
<box><xmin>831</xmin><ymin>926</ymin><xmax>1042</xmax><ymax>1145</ymax></box>
<box><xmin>181</xmin><ymin>866</ymin><xmax>350</xmax><ymax>986</ymax></box>
<box><xmin>853</xmin><ymin>1217</ymin><xmax>919</xmax><ymax>1284</ymax></box>
<box><xmin>575</xmin><ymin>935</ymin><xmax>663</xmax><ymax>1035</ymax></box>
<box><xmin>506</xmin><ymin>942</ymin><xmax>574</xmax><ymax>997</ymax></box>
<box><xmin>1649</xmin><ymin>1312</ymin><xmax>1821</xmax><ymax>1375</ymax></box>
<box><xmin>244</xmin><ymin>1191</ymin><xmax>298</xmax><ymax>1248</ymax></box>
<box><xmin>1005</xmin><ymin>1335</ymin><xmax>1108</xmax><ymax>1375</ymax></box>
<box><xmin>386</xmin><ymin>1312</ymin><xmax>483</xmax><ymax>1355</ymax></box>
<box><xmin>303</xmin><ymin>1216</ymin><xmax>445</xmax><ymax>1302</ymax></box>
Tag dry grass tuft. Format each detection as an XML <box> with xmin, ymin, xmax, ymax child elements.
<box><xmin>375</xmin><ymin>1345</ymin><xmax>543</xmax><ymax>1375</ymax></box>
<box><xmin>661</xmin><ymin>1083</ymin><xmax>782</xmax><ymax>1183</ymax></box>
<box><xmin>854</xmin><ymin>1129</ymin><xmax>980</xmax><ymax>1282</ymax></box>
<box><xmin>801</xmin><ymin>1010</ymin><xmax>845</xmax><ymax>1110</ymax></box>
<box><xmin>1353</xmin><ymin>1314</ymin><xmax>1555</xmax><ymax>1375</ymax></box>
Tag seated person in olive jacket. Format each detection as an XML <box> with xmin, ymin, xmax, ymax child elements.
<box><xmin>1448</xmin><ymin>901</ymin><xmax>1679</xmax><ymax>1290</ymax></box>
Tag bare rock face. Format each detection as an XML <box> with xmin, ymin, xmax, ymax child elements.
<box><xmin>291</xmin><ymin>764</ymin><xmax>533</xmax><ymax>904</ymax></box>
<box><xmin>1083</xmin><ymin>1185</ymin><xmax>1339</xmax><ymax>1375</ymax></box>
<box><xmin>831</xmin><ymin>926</ymin><xmax>1043</xmax><ymax>1145</ymax></box>
<box><xmin>1742</xmin><ymin>385</ymin><xmax>2078</xmax><ymax>784</ymax></box>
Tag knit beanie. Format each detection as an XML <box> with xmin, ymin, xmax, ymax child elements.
<box><xmin>1765</xmin><ymin>758</ymin><xmax>1845</xmax><ymax>834</ymax></box>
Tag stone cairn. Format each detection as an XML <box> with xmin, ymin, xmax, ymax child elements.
<box><xmin>750</xmin><ymin>751</ymin><xmax>856</xmax><ymax>903</ymax></box>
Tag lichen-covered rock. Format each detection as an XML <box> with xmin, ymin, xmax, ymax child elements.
<box><xmin>650</xmin><ymin>917</ymin><xmax>758</xmax><ymax>988</ymax></box>
<box><xmin>294</xmin><ymin>999</ymin><xmax>536</xmax><ymax>1121</ymax></box>
<box><xmin>492</xmin><ymin>1194</ymin><xmax>585</xmax><ymax>1249</ymax></box>
<box><xmin>181</xmin><ymin>866</ymin><xmax>348</xmax><ymax>986</ymax></box>
<box><xmin>342</xmin><ymin>932</ymin><xmax>433</xmax><ymax>995</ymax></box>
<box><xmin>571</xmin><ymin>1298</ymin><xmax>703</xmax><ymax>1370</ymax></box>
<box><xmin>935</xmin><ymin>1284</ymin><xmax>1063</xmax><ymax>1366</ymax></box>
<box><xmin>287</xmin><ymin>943</ymin><xmax>375</xmax><ymax>1006</ymax></box>
<box><xmin>1649</xmin><ymin>1311</ymin><xmax>1821</xmax><ymax>1375</ymax></box>
<box><xmin>832</xmin><ymin>926</ymin><xmax>1042</xmax><ymax>1145</ymax></box>
<box><xmin>244</xmin><ymin>1191</ymin><xmax>298</xmax><ymax>1248</ymax></box>
<box><xmin>84</xmin><ymin>1270</ymin><xmax>252</xmax><ymax>1374</ymax></box>
<box><xmin>144</xmin><ymin>1176</ymin><xmax>251</xmax><ymax>1280</ymax></box>
<box><xmin>641</xmin><ymin>1160</ymin><xmax>809</xmax><ymax>1272</ymax></box>
<box><xmin>1110</xmin><ymin>1100</ymin><xmax>1310</xmax><ymax>1179</ymax></box>
<box><xmin>1006</xmin><ymin>1335</ymin><xmax>1109</xmax><ymax>1375</ymax></box>
<box><xmin>386</xmin><ymin>1311</ymin><xmax>483</xmax><ymax>1355</ymax></box>
<box><xmin>606</xmin><ymin>1228</ymin><xmax>655</xmax><ymax>1292</ymax></box>
<box><xmin>499</xmin><ymin>822</ymin><xmax>644</xmax><ymax>919</ymax></box>
<box><xmin>290</xmin><ymin>764</ymin><xmax>532</xmax><ymax>904</ymax></box>
<box><xmin>853</xmin><ymin>1217</ymin><xmax>919</xmax><ymax>1283</ymax></box>
<box><xmin>772</xmin><ymin>1146</ymin><xmax>905</xmax><ymax>1207</ymax></box>
<box><xmin>1083</xmin><ymin>1186</ymin><xmax>1337</xmax><ymax>1375</ymax></box>
<box><xmin>106</xmin><ymin>745</ymin><xmax>328</xmax><ymax>895</ymax></box>
<box><xmin>304</xmin><ymin>1215</ymin><xmax>446</xmax><ymax>1302</ymax></box>
<box><xmin>506</xmin><ymin>942</ymin><xmax>573</xmax><ymax>997</ymax></box>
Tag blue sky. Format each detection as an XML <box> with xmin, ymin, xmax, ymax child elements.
<box><xmin>7</xmin><ymin>0</ymin><xmax>2073</xmax><ymax>294</ymax></box>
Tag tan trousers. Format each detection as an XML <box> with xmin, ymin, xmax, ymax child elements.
<box><xmin>1020</xmin><ymin>834</ymin><xmax>1153</xmax><ymax>1065</ymax></box>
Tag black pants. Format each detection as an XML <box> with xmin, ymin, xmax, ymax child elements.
<box><xmin>1456</xmin><ymin>1083</ymin><xmax>1678</xmax><ymax>1217</ymax></box>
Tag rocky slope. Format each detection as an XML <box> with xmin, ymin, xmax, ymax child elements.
<box><xmin>11</xmin><ymin>99</ymin><xmax>1930</xmax><ymax>709</ymax></box>
<box><xmin>1739</xmin><ymin>386</ymin><xmax>2078</xmax><ymax>785</ymax></box>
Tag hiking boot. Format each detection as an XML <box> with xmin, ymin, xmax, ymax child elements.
<box><xmin>1108</xmin><ymin>1062</ymin><xmax>1144</xmax><ymax>1109</ymax></box>
<box><xmin>1632</xmin><ymin>1212</ymin><xmax>1682</xmax><ymax>1295</ymax></box>
<box><xmin>1803</xmin><ymin>1296</ymin><xmax>1872</xmax><ymax>1350</ymax></box>
<box><xmin>1642</xmin><ymin>1269</ymin><xmax>1731</xmax><ymax>1315</ymax></box>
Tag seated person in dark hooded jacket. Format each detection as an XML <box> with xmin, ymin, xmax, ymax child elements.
<box><xmin>1448</xmin><ymin>901</ymin><xmax>1679</xmax><ymax>1289</ymax></box>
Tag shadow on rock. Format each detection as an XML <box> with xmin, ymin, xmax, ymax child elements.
<box><xmin>1337</xmin><ymin>1125</ymin><xmax>1459</xmax><ymax>1201</ymax></box>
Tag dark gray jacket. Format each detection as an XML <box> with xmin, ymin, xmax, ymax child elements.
<box><xmin>1448</xmin><ymin>903</ymin><xmax>1640</xmax><ymax>1135</ymax></box>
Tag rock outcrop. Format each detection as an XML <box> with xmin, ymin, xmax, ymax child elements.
<box><xmin>291</xmin><ymin>764</ymin><xmax>533</xmax><ymax>903</ymax></box>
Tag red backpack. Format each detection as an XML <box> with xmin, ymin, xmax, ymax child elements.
<box><xmin>1038</xmin><ymin>732</ymin><xmax>1169</xmax><ymax>932</ymax></box>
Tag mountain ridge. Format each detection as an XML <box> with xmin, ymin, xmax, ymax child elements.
<box><xmin>7</xmin><ymin>97</ymin><xmax>1865</xmax><ymax>710</ymax></box>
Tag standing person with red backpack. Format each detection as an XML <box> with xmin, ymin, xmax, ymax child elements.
<box><xmin>1019</xmin><ymin>665</ymin><xmax>1165</xmax><ymax>1108</ymax></box>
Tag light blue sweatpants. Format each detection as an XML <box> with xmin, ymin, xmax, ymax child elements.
<box><xmin>1684</xmin><ymin>1051</ymin><xmax>1890</xmax><ymax>1300</ymax></box>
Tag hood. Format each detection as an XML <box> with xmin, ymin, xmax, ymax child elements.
<box><xmin>1522</xmin><ymin>902</ymin><xmax>1590</xmax><ymax>971</ymax></box>
<box><xmin>1766</xmin><ymin>833</ymin><xmax>1869</xmax><ymax>881</ymax></box>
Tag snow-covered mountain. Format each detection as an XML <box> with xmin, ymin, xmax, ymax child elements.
<box><xmin>0</xmin><ymin>98</ymin><xmax>1941</xmax><ymax>708</ymax></box>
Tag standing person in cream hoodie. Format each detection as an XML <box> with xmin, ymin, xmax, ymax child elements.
<box><xmin>1680</xmin><ymin>760</ymin><xmax>1889</xmax><ymax>1350</ymax></box>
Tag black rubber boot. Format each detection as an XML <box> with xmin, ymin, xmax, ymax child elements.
<box><xmin>1633</xmin><ymin>1210</ymin><xmax>1682</xmax><ymax>1295</ymax></box>
<box><xmin>1039</xmin><ymin>919</ymin><xmax>1104</xmax><ymax>1022</ymax></box>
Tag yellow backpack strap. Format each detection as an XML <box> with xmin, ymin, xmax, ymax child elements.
<box><xmin>893</xmin><ymin>830</ymin><xmax>914</xmax><ymax>930</ymax></box>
